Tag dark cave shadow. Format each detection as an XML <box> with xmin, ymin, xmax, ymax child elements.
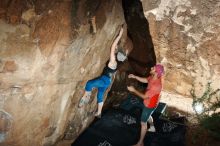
<box><xmin>122</xmin><ymin>0</ymin><xmax>156</xmax><ymax>76</ymax></box>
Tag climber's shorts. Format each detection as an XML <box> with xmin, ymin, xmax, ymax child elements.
<box><xmin>141</xmin><ymin>106</ymin><xmax>156</xmax><ymax>123</ymax></box>
<box><xmin>120</xmin><ymin>94</ymin><xmax>156</xmax><ymax>123</ymax></box>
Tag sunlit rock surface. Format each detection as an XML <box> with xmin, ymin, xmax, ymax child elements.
<box><xmin>142</xmin><ymin>0</ymin><xmax>220</xmax><ymax>96</ymax></box>
<box><xmin>139</xmin><ymin>0</ymin><xmax>220</xmax><ymax>114</ymax></box>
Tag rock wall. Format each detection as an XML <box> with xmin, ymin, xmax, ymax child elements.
<box><xmin>1</xmin><ymin>0</ymin><xmax>219</xmax><ymax>145</ymax></box>
<box><xmin>142</xmin><ymin>0</ymin><xmax>220</xmax><ymax>97</ymax></box>
<box><xmin>0</xmin><ymin>0</ymin><xmax>125</xmax><ymax>146</ymax></box>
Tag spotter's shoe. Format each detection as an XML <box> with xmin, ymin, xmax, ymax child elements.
<box><xmin>148</xmin><ymin>125</ymin><xmax>156</xmax><ymax>132</ymax></box>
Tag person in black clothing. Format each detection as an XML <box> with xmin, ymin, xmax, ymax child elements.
<box><xmin>78</xmin><ymin>26</ymin><xmax>127</xmax><ymax>118</ymax></box>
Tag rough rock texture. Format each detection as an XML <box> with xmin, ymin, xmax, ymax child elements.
<box><xmin>0</xmin><ymin>0</ymin><xmax>125</xmax><ymax>146</ymax></box>
<box><xmin>142</xmin><ymin>0</ymin><xmax>220</xmax><ymax>99</ymax></box>
<box><xmin>107</xmin><ymin>0</ymin><xmax>220</xmax><ymax>115</ymax></box>
<box><xmin>1</xmin><ymin>0</ymin><xmax>220</xmax><ymax>145</ymax></box>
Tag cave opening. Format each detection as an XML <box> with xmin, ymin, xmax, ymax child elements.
<box><xmin>122</xmin><ymin>0</ymin><xmax>156</xmax><ymax>75</ymax></box>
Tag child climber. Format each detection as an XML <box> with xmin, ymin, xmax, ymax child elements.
<box><xmin>78</xmin><ymin>26</ymin><xmax>127</xmax><ymax>118</ymax></box>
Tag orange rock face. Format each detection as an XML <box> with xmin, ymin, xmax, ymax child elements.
<box><xmin>2</xmin><ymin>61</ymin><xmax>17</xmax><ymax>72</ymax></box>
<box><xmin>0</xmin><ymin>0</ymin><xmax>125</xmax><ymax>146</ymax></box>
<box><xmin>142</xmin><ymin>0</ymin><xmax>220</xmax><ymax>97</ymax></box>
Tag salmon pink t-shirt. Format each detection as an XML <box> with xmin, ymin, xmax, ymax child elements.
<box><xmin>143</xmin><ymin>76</ymin><xmax>162</xmax><ymax>108</ymax></box>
